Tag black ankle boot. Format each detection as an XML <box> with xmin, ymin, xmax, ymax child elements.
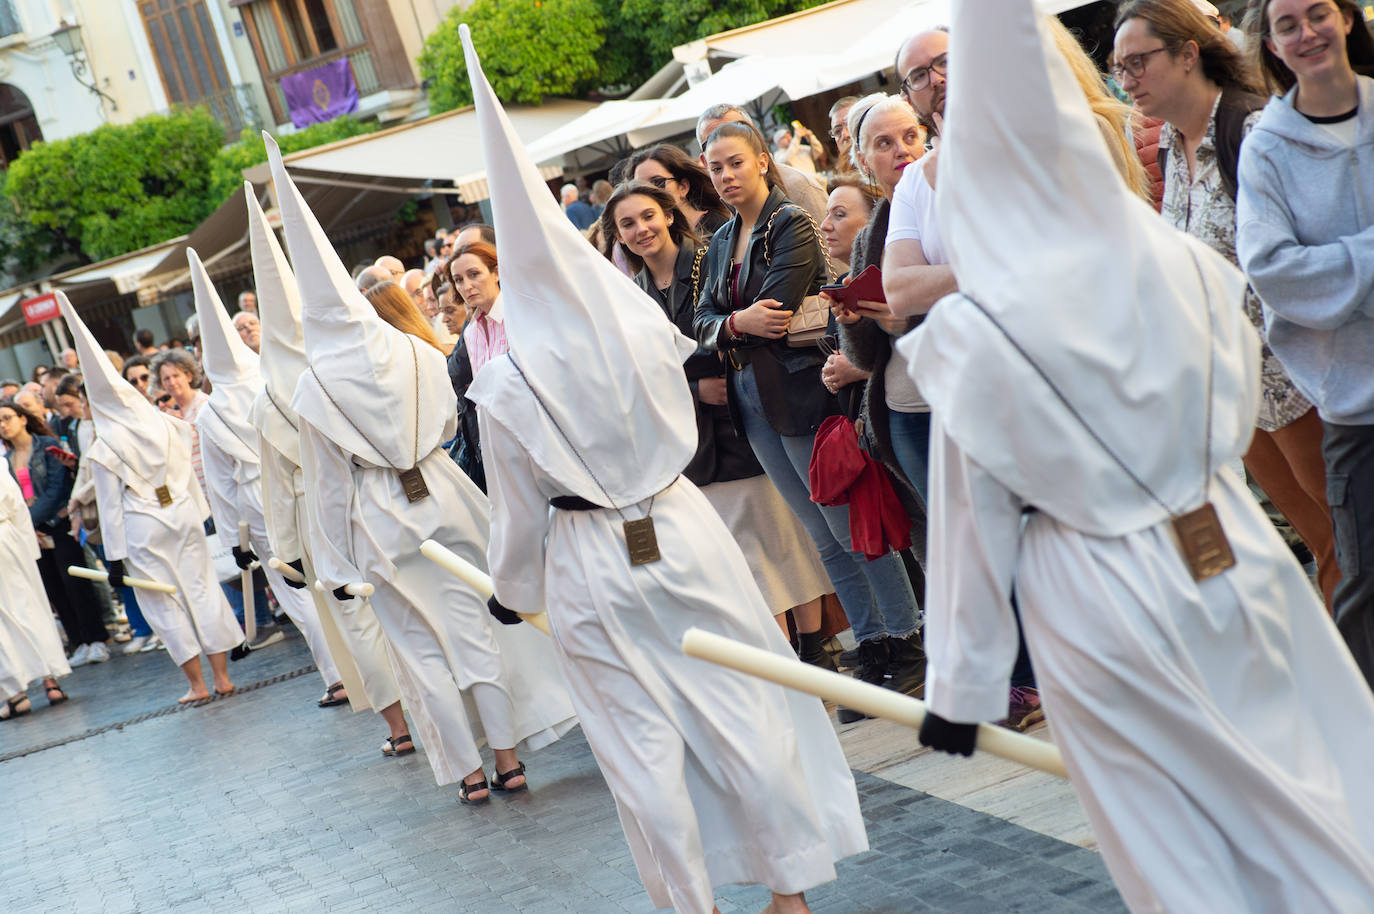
<box><xmin>886</xmin><ymin>632</ymin><xmax>927</xmax><ymax>696</ymax></box>
<box><xmin>797</xmin><ymin>631</ymin><xmax>837</xmax><ymax>672</ymax></box>
<box><xmin>837</xmin><ymin>638</ymin><xmax>890</xmax><ymax>723</ymax></box>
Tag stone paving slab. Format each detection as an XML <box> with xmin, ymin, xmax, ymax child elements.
<box><xmin>0</xmin><ymin>634</ymin><xmax>1125</xmax><ymax>913</ymax></box>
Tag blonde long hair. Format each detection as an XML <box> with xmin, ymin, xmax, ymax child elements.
<box><xmin>1048</xmin><ymin>16</ymin><xmax>1153</xmax><ymax>203</ymax></box>
<box><xmin>363</xmin><ymin>281</ymin><xmax>447</xmax><ymax>354</ymax></box>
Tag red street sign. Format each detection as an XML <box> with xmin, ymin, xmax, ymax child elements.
<box><xmin>21</xmin><ymin>291</ymin><xmax>59</xmax><ymax>326</ymax></box>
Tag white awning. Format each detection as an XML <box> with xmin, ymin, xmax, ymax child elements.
<box><xmin>526</xmin><ymin>99</ymin><xmax>668</xmax><ymax>168</ymax></box>
<box><xmin>627</xmin><ymin>0</ymin><xmax>1092</xmax><ymax>146</ymax></box>
<box><xmin>272</xmin><ymin>99</ymin><xmax>596</xmax><ymax>199</ymax></box>
<box><xmin>47</xmin><ymin>238</ymin><xmax>188</xmax><ymax>295</ymax></box>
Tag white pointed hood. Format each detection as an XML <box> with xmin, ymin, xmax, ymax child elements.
<box><xmin>897</xmin><ymin>0</ymin><xmax>1259</xmax><ymax>536</ymax></box>
<box><xmin>460</xmin><ymin>24</ymin><xmax>697</xmax><ymax>506</ymax></box>
<box><xmin>189</xmin><ymin>247</ymin><xmax>262</xmax><ymax>470</ymax></box>
<box><xmin>245</xmin><ymin>183</ymin><xmax>306</xmax><ymax>466</ymax></box>
<box><xmin>58</xmin><ymin>292</ymin><xmax>196</xmax><ymax>503</ymax></box>
<box><xmin>265</xmin><ymin>132</ymin><xmax>453</xmax><ymax>468</ymax></box>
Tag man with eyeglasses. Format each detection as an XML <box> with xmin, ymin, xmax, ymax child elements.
<box><xmin>121</xmin><ymin>356</ymin><xmax>153</xmax><ymax>400</ymax></box>
<box><xmin>883</xmin><ymin>25</ymin><xmax>1046</xmax><ymax>730</ymax></box>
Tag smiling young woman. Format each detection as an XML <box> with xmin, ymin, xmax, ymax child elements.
<box><xmin>604</xmin><ymin>181</ymin><xmax>837</xmax><ymax>655</ymax></box>
<box><xmin>1237</xmin><ymin>0</ymin><xmax>1374</xmax><ymax>684</ymax></box>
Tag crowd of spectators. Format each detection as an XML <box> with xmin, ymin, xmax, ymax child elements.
<box><xmin>6</xmin><ymin>0</ymin><xmax>1373</xmax><ymax>719</ymax></box>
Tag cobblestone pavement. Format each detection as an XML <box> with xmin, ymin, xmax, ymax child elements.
<box><xmin>1</xmin><ymin>632</ymin><xmax>1126</xmax><ymax>913</ymax></box>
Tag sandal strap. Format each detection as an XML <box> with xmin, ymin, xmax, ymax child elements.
<box><xmin>388</xmin><ymin>734</ymin><xmax>413</xmax><ymax>748</ymax></box>
<box><xmin>493</xmin><ymin>762</ymin><xmax>526</xmax><ymax>787</ymax></box>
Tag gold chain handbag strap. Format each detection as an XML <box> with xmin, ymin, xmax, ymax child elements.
<box><xmin>762</xmin><ymin>203</ymin><xmax>835</xmax><ymax>283</ymax></box>
<box><xmin>688</xmin><ymin>244</ymin><xmax>708</xmax><ymax>311</ymax></box>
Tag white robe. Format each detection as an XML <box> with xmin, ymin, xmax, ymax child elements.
<box><xmin>481</xmin><ymin>411</ymin><xmax>868</xmax><ymax>914</ymax></box>
<box><xmin>258</xmin><ymin>431</ymin><xmax>399</xmax><ymax>712</ymax></box>
<box><xmin>298</xmin><ymin>416</ymin><xmax>578</xmax><ymax>786</ymax></box>
<box><xmin>924</xmin><ymin>415</ymin><xmax>1374</xmax><ymax>914</ymax></box>
<box><xmin>0</xmin><ymin>472</ymin><xmax>70</xmax><ymax>696</ymax></box>
<box><xmin>90</xmin><ymin>440</ymin><xmax>242</xmax><ymax>667</ymax></box>
<box><xmin>198</xmin><ymin>425</ymin><xmax>339</xmax><ymax>687</ymax></box>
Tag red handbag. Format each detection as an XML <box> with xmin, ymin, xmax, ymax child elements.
<box><xmin>808</xmin><ymin>415</ymin><xmax>911</xmax><ymax>561</ymax></box>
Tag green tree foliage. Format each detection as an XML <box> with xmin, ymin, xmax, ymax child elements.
<box><xmin>210</xmin><ymin>115</ymin><xmax>376</xmax><ymax>203</ymax></box>
<box><xmin>418</xmin><ymin>0</ymin><xmax>606</xmax><ymax>111</ymax></box>
<box><xmin>0</xmin><ymin>108</ymin><xmax>225</xmax><ymax>270</ymax></box>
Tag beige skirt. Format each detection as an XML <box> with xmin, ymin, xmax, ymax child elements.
<box><xmin>701</xmin><ymin>474</ymin><xmax>832</xmax><ymax>614</ymax></box>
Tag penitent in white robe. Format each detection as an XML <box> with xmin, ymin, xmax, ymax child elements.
<box><xmin>480</xmin><ymin>409</ymin><xmax>868</xmax><ymax>914</ymax></box>
<box><xmin>0</xmin><ymin>471</ymin><xmax>70</xmax><ymax>697</ymax></box>
<box><xmin>257</xmin><ymin>426</ymin><xmax>399</xmax><ymax>712</ymax></box>
<box><xmin>198</xmin><ymin>420</ymin><xmax>339</xmax><ymax>688</ymax></box>
<box><xmin>299</xmin><ymin>415</ymin><xmax>578</xmax><ymax>786</ymax></box>
<box><xmin>924</xmin><ymin>416</ymin><xmax>1374</xmax><ymax>913</ymax></box>
<box><xmin>89</xmin><ymin>422</ymin><xmax>242</xmax><ymax>667</ymax></box>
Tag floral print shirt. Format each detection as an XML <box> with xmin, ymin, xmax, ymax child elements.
<box><xmin>1159</xmin><ymin>96</ymin><xmax>1311</xmax><ymax>432</ymax></box>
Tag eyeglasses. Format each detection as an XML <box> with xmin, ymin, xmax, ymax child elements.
<box><xmin>1271</xmin><ymin>4</ymin><xmax>1337</xmax><ymax>44</ymax></box>
<box><xmin>129</xmin><ymin>372</ymin><xmax>150</xmax><ymax>384</ymax></box>
<box><xmin>817</xmin><ymin>334</ymin><xmax>840</xmax><ymax>357</ymax></box>
<box><xmin>155</xmin><ymin>394</ymin><xmax>172</xmax><ymax>405</ymax></box>
<box><xmin>829</xmin><ymin>126</ymin><xmax>847</xmax><ymax>142</ymax></box>
<box><xmin>900</xmin><ymin>53</ymin><xmax>948</xmax><ymax>94</ymax></box>
<box><xmin>645</xmin><ymin>175</ymin><xmax>676</xmax><ymax>190</ymax></box>
<box><xmin>1110</xmin><ymin>46</ymin><xmax>1169</xmax><ymax>81</ymax></box>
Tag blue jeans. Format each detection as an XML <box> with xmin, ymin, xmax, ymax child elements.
<box><xmin>887</xmin><ymin>409</ymin><xmax>932</xmax><ymax>506</ymax></box>
<box><xmin>734</xmin><ymin>366</ymin><xmax>921</xmax><ymax>643</ymax></box>
<box><xmin>93</xmin><ymin>543</ymin><xmax>151</xmax><ymax>638</ymax></box>
<box><xmin>224</xmin><ymin>582</ymin><xmax>274</xmax><ymax>630</ymax></box>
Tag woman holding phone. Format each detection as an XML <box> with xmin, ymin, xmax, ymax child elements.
<box><xmin>694</xmin><ymin>121</ymin><xmax>926</xmax><ymax>695</ymax></box>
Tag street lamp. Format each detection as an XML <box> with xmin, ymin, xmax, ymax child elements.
<box><xmin>50</xmin><ymin>21</ymin><xmax>118</xmax><ymax>111</ymax></box>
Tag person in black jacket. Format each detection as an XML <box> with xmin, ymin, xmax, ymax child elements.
<box><xmin>0</xmin><ymin>398</ymin><xmax>108</xmax><ymax>664</ymax></box>
<box><xmin>693</xmin><ymin>123</ymin><xmax>924</xmax><ymax>693</ymax></box>
<box><xmin>603</xmin><ymin>181</ymin><xmax>837</xmax><ymax>666</ymax></box>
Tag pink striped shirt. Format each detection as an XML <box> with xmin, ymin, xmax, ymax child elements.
<box><xmin>463</xmin><ymin>294</ymin><xmax>508</xmax><ymax>379</ymax></box>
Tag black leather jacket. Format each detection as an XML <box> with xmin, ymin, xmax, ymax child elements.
<box><xmin>634</xmin><ymin>239</ymin><xmax>764</xmax><ymax>487</ymax></box>
<box><xmin>693</xmin><ymin>187</ymin><xmax>837</xmax><ymax>437</ymax></box>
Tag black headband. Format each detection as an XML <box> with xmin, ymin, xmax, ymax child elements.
<box><xmin>854</xmin><ymin>105</ymin><xmax>873</xmax><ymax>148</ymax></box>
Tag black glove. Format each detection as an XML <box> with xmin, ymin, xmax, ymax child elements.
<box><xmin>332</xmin><ymin>585</ymin><xmax>354</xmax><ymax>601</ymax></box>
<box><xmin>487</xmin><ymin>594</ymin><xmax>523</xmax><ymax>626</ymax></box>
<box><xmin>282</xmin><ymin>558</ymin><xmax>307</xmax><ymax>589</ymax></box>
<box><xmin>232</xmin><ymin>545</ymin><xmax>258</xmax><ymax>570</ymax></box>
<box><xmin>105</xmin><ymin>559</ymin><xmax>127</xmax><ymax>589</ymax></box>
<box><xmin>918</xmin><ymin>712</ymin><xmax>979</xmax><ymax>757</ymax></box>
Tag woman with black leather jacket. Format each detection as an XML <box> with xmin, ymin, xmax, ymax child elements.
<box><xmin>693</xmin><ymin>123</ymin><xmax>924</xmax><ymax>692</ymax></box>
<box><xmin>0</xmin><ymin>398</ymin><xmax>108</xmax><ymax>663</ymax></box>
<box><xmin>603</xmin><ymin>181</ymin><xmax>836</xmax><ymax>664</ymax></box>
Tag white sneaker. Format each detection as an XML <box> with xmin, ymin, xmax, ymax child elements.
<box><xmin>87</xmin><ymin>642</ymin><xmax>110</xmax><ymax>663</ymax></box>
<box><xmin>123</xmin><ymin>635</ymin><xmax>149</xmax><ymax>654</ymax></box>
<box><xmin>69</xmin><ymin>643</ymin><xmax>92</xmax><ymax>666</ymax></box>
<box><xmin>139</xmin><ymin>636</ymin><xmax>162</xmax><ymax>653</ymax></box>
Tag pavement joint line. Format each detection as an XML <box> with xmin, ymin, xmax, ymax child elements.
<box><xmin>0</xmin><ymin>663</ymin><xmax>318</xmax><ymax>764</ymax></box>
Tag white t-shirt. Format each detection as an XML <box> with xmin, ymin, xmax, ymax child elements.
<box><xmin>885</xmin><ymin>163</ymin><xmax>947</xmax><ymax>265</ymax></box>
<box><xmin>882</xmin><ymin>163</ymin><xmax>946</xmax><ymax>413</ymax></box>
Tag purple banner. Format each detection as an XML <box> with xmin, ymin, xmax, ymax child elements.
<box><xmin>280</xmin><ymin>59</ymin><xmax>359</xmax><ymax>129</ymax></box>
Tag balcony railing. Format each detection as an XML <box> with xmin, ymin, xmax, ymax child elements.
<box><xmin>268</xmin><ymin>45</ymin><xmax>379</xmax><ymax>127</ymax></box>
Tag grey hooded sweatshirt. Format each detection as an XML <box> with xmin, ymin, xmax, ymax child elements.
<box><xmin>1236</xmin><ymin>76</ymin><xmax>1374</xmax><ymax>426</ymax></box>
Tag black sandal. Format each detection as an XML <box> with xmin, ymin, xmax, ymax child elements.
<box><xmin>0</xmin><ymin>695</ymin><xmax>31</xmax><ymax>720</ymax></box>
<box><xmin>45</xmin><ymin>685</ymin><xmax>68</xmax><ymax>706</ymax></box>
<box><xmin>382</xmin><ymin>734</ymin><xmax>415</xmax><ymax>757</ymax></box>
<box><xmin>318</xmin><ymin>683</ymin><xmax>348</xmax><ymax>707</ymax></box>
<box><xmin>491</xmin><ymin>762</ymin><xmax>527</xmax><ymax>793</ymax></box>
<box><xmin>459</xmin><ymin>774</ymin><xmax>490</xmax><ymax>805</ymax></box>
